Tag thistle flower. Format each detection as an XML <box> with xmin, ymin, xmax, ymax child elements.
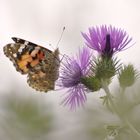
<box><xmin>82</xmin><ymin>25</ymin><xmax>133</xmax><ymax>58</ymax></box>
<box><xmin>57</xmin><ymin>47</ymin><xmax>92</xmax><ymax>109</ymax></box>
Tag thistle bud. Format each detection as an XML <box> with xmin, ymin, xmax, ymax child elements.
<box><xmin>93</xmin><ymin>57</ymin><xmax>119</xmax><ymax>80</ymax></box>
<box><xmin>118</xmin><ymin>64</ymin><xmax>138</xmax><ymax>88</ymax></box>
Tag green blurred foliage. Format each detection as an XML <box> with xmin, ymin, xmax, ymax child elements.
<box><xmin>82</xmin><ymin>80</ymin><xmax>140</xmax><ymax>140</ymax></box>
<box><xmin>0</xmin><ymin>92</ymin><xmax>53</xmax><ymax>140</ymax></box>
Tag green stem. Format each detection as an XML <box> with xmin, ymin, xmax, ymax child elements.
<box><xmin>119</xmin><ymin>87</ymin><xmax>125</xmax><ymax>102</ymax></box>
<box><xmin>101</xmin><ymin>80</ymin><xmax>119</xmax><ymax>114</ymax></box>
<box><xmin>101</xmin><ymin>80</ymin><xmax>140</xmax><ymax>138</ymax></box>
<box><xmin>125</xmin><ymin>118</ymin><xmax>140</xmax><ymax>137</ymax></box>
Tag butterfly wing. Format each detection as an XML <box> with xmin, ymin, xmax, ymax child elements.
<box><xmin>12</xmin><ymin>37</ymin><xmax>42</xmax><ymax>47</ymax></box>
<box><xmin>3</xmin><ymin>37</ymin><xmax>60</xmax><ymax>92</ymax></box>
<box><xmin>12</xmin><ymin>37</ymin><xmax>52</xmax><ymax>52</ymax></box>
<box><xmin>4</xmin><ymin>43</ymin><xmax>31</xmax><ymax>74</ymax></box>
<box><xmin>27</xmin><ymin>48</ymin><xmax>60</xmax><ymax>92</ymax></box>
<box><xmin>4</xmin><ymin>37</ymin><xmax>52</xmax><ymax>74</ymax></box>
<box><xmin>27</xmin><ymin>64</ymin><xmax>55</xmax><ymax>92</ymax></box>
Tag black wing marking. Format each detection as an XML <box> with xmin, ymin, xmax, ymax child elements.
<box><xmin>12</xmin><ymin>37</ymin><xmax>38</xmax><ymax>47</ymax></box>
<box><xmin>11</xmin><ymin>37</ymin><xmax>52</xmax><ymax>53</ymax></box>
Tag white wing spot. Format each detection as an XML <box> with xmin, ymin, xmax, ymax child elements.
<box><xmin>10</xmin><ymin>44</ymin><xmax>15</xmax><ymax>47</ymax></box>
<box><xmin>25</xmin><ymin>41</ymin><xmax>29</xmax><ymax>45</ymax></box>
<box><xmin>18</xmin><ymin>44</ymin><xmax>25</xmax><ymax>52</ymax></box>
<box><xmin>13</xmin><ymin>53</ymin><xmax>17</xmax><ymax>57</ymax></box>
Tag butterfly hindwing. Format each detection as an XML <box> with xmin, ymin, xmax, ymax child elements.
<box><xmin>27</xmin><ymin>48</ymin><xmax>60</xmax><ymax>92</ymax></box>
<box><xmin>3</xmin><ymin>37</ymin><xmax>60</xmax><ymax>92</ymax></box>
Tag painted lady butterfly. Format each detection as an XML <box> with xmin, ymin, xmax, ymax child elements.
<box><xmin>3</xmin><ymin>37</ymin><xmax>60</xmax><ymax>92</ymax></box>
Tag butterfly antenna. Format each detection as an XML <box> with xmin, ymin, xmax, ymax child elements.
<box><xmin>56</xmin><ymin>26</ymin><xmax>65</xmax><ymax>48</ymax></box>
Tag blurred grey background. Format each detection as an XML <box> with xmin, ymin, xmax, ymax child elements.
<box><xmin>0</xmin><ymin>0</ymin><xmax>140</xmax><ymax>139</ymax></box>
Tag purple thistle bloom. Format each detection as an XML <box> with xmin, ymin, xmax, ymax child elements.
<box><xmin>57</xmin><ymin>47</ymin><xmax>92</xmax><ymax>110</ymax></box>
<box><xmin>82</xmin><ymin>25</ymin><xmax>133</xmax><ymax>57</ymax></box>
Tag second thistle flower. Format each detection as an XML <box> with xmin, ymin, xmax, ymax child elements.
<box><xmin>57</xmin><ymin>47</ymin><xmax>93</xmax><ymax>109</ymax></box>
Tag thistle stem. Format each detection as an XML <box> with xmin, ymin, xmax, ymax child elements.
<box><xmin>101</xmin><ymin>80</ymin><xmax>140</xmax><ymax>138</ymax></box>
<box><xmin>125</xmin><ymin>118</ymin><xmax>140</xmax><ymax>137</ymax></box>
<box><xmin>101</xmin><ymin>80</ymin><xmax>119</xmax><ymax>114</ymax></box>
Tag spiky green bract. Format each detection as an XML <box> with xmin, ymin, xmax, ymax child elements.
<box><xmin>80</xmin><ymin>76</ymin><xmax>101</xmax><ymax>91</ymax></box>
<box><xmin>118</xmin><ymin>64</ymin><xmax>138</xmax><ymax>88</ymax></box>
<box><xmin>92</xmin><ymin>57</ymin><xmax>121</xmax><ymax>81</ymax></box>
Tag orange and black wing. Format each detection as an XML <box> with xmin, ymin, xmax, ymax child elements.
<box><xmin>3</xmin><ymin>37</ymin><xmax>60</xmax><ymax>92</ymax></box>
<box><xmin>3</xmin><ymin>37</ymin><xmax>52</xmax><ymax>74</ymax></box>
<box><xmin>27</xmin><ymin>48</ymin><xmax>60</xmax><ymax>92</ymax></box>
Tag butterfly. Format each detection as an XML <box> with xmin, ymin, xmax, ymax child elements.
<box><xmin>3</xmin><ymin>37</ymin><xmax>60</xmax><ymax>92</ymax></box>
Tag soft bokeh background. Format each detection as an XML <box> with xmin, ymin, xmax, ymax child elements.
<box><xmin>0</xmin><ymin>0</ymin><xmax>140</xmax><ymax>139</ymax></box>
